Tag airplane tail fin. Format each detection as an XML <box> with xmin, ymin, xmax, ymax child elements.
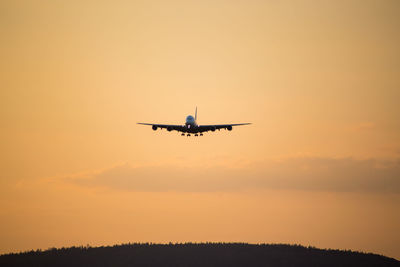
<box><xmin>195</xmin><ymin>107</ymin><xmax>197</xmax><ymax>121</ymax></box>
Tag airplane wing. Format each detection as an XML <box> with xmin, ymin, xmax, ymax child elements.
<box><xmin>137</xmin><ymin>123</ymin><xmax>185</xmax><ymax>132</ymax></box>
<box><xmin>198</xmin><ymin>123</ymin><xmax>251</xmax><ymax>132</ymax></box>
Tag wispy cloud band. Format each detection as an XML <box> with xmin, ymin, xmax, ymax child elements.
<box><xmin>64</xmin><ymin>157</ymin><xmax>400</xmax><ymax>194</ymax></box>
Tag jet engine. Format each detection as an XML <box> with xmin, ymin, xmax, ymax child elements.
<box><xmin>167</xmin><ymin>126</ymin><xmax>173</xmax><ymax>132</ymax></box>
<box><xmin>227</xmin><ymin>126</ymin><xmax>232</xmax><ymax>131</ymax></box>
<box><xmin>152</xmin><ymin>125</ymin><xmax>157</xmax><ymax>131</ymax></box>
<box><xmin>211</xmin><ymin>126</ymin><xmax>216</xmax><ymax>132</ymax></box>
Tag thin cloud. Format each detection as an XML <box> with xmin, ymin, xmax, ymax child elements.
<box><xmin>350</xmin><ymin>122</ymin><xmax>376</xmax><ymax>132</ymax></box>
<box><xmin>64</xmin><ymin>157</ymin><xmax>400</xmax><ymax>194</ymax></box>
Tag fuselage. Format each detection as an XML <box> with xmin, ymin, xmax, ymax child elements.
<box><xmin>185</xmin><ymin>115</ymin><xmax>198</xmax><ymax>133</ymax></box>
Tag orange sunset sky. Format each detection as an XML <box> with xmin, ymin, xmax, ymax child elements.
<box><xmin>1</xmin><ymin>0</ymin><xmax>400</xmax><ymax>260</ymax></box>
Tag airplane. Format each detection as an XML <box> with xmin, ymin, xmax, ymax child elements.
<box><xmin>138</xmin><ymin>107</ymin><xmax>251</xmax><ymax>136</ymax></box>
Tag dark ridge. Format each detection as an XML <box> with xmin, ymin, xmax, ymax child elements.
<box><xmin>0</xmin><ymin>243</ymin><xmax>398</xmax><ymax>267</ymax></box>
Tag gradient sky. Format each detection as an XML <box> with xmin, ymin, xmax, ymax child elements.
<box><xmin>1</xmin><ymin>0</ymin><xmax>400</xmax><ymax>260</ymax></box>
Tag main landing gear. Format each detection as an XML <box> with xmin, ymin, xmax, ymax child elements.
<box><xmin>181</xmin><ymin>133</ymin><xmax>203</xmax><ymax>136</ymax></box>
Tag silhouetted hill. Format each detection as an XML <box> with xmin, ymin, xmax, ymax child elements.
<box><xmin>0</xmin><ymin>243</ymin><xmax>398</xmax><ymax>267</ymax></box>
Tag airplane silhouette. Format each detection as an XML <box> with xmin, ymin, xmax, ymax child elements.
<box><xmin>138</xmin><ymin>107</ymin><xmax>251</xmax><ymax>136</ymax></box>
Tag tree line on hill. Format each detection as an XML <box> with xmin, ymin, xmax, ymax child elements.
<box><xmin>0</xmin><ymin>243</ymin><xmax>398</xmax><ymax>267</ymax></box>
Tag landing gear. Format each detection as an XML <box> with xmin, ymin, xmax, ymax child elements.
<box><xmin>181</xmin><ymin>132</ymin><xmax>202</xmax><ymax>137</ymax></box>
